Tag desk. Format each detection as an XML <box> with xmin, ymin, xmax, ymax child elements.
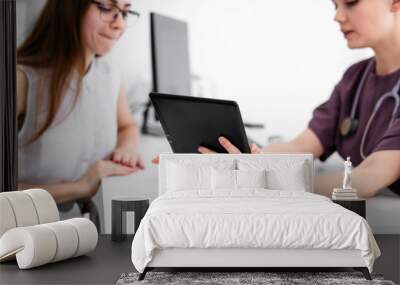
<box><xmin>99</xmin><ymin>135</ymin><xmax>171</xmax><ymax>234</ymax></box>
<box><xmin>98</xmin><ymin>131</ymin><xmax>269</xmax><ymax>234</ymax></box>
<box><xmin>0</xmin><ymin>235</ymin><xmax>133</xmax><ymax>285</ymax></box>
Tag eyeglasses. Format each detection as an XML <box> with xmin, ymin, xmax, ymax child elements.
<box><xmin>91</xmin><ymin>0</ymin><xmax>140</xmax><ymax>27</ymax></box>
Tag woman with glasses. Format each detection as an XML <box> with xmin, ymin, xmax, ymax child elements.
<box><xmin>198</xmin><ymin>0</ymin><xmax>400</xmax><ymax>198</ymax></box>
<box><xmin>17</xmin><ymin>0</ymin><xmax>143</xmax><ymax>204</ymax></box>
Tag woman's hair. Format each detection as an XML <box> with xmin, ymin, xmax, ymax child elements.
<box><xmin>17</xmin><ymin>0</ymin><xmax>92</xmax><ymax>142</ymax></box>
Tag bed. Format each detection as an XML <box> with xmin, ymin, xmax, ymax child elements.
<box><xmin>131</xmin><ymin>154</ymin><xmax>380</xmax><ymax>281</ymax></box>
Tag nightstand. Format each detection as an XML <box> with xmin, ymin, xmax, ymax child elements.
<box><xmin>111</xmin><ymin>197</ymin><xmax>150</xmax><ymax>242</ymax></box>
<box><xmin>332</xmin><ymin>199</ymin><xmax>366</xmax><ymax>218</ymax></box>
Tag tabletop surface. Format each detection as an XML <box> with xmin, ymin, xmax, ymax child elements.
<box><xmin>332</xmin><ymin>198</ymin><xmax>366</xmax><ymax>202</ymax></box>
<box><xmin>112</xmin><ymin>197</ymin><xmax>150</xmax><ymax>202</ymax></box>
<box><xmin>0</xmin><ymin>235</ymin><xmax>134</xmax><ymax>285</ymax></box>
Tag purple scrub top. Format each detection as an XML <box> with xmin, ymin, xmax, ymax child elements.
<box><xmin>308</xmin><ymin>58</ymin><xmax>400</xmax><ymax>195</ymax></box>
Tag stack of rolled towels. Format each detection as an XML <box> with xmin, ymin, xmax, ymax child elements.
<box><xmin>332</xmin><ymin>187</ymin><xmax>359</xmax><ymax>200</ymax></box>
<box><xmin>0</xmin><ymin>189</ymin><xmax>98</xmax><ymax>269</ymax></box>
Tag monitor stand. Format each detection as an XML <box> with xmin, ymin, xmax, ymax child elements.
<box><xmin>141</xmin><ymin>102</ymin><xmax>165</xmax><ymax>137</ymax></box>
<box><xmin>143</xmin><ymin>122</ymin><xmax>165</xmax><ymax>137</ymax></box>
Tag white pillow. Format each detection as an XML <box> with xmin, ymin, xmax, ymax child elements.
<box><xmin>166</xmin><ymin>161</ymin><xmax>212</xmax><ymax>191</ymax></box>
<box><xmin>211</xmin><ymin>168</ymin><xmax>236</xmax><ymax>190</ymax></box>
<box><xmin>211</xmin><ymin>169</ymin><xmax>268</xmax><ymax>190</ymax></box>
<box><xmin>236</xmin><ymin>169</ymin><xmax>268</xmax><ymax>189</ymax></box>
<box><xmin>238</xmin><ymin>159</ymin><xmax>308</xmax><ymax>191</ymax></box>
<box><xmin>267</xmin><ymin>167</ymin><xmax>307</xmax><ymax>191</ymax></box>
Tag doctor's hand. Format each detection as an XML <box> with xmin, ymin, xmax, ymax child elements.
<box><xmin>151</xmin><ymin>156</ymin><xmax>160</xmax><ymax>164</ymax></box>
<box><xmin>76</xmin><ymin>160</ymin><xmax>137</xmax><ymax>199</ymax></box>
<box><xmin>112</xmin><ymin>146</ymin><xmax>145</xmax><ymax>171</ymax></box>
<box><xmin>198</xmin><ymin>136</ymin><xmax>263</xmax><ymax>154</ymax></box>
<box><xmin>151</xmin><ymin>137</ymin><xmax>263</xmax><ymax>165</ymax></box>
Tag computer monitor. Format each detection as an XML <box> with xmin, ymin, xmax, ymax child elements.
<box><xmin>150</xmin><ymin>12</ymin><xmax>191</xmax><ymax>96</ymax></box>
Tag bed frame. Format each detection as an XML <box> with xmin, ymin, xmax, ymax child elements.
<box><xmin>138</xmin><ymin>154</ymin><xmax>372</xmax><ymax>281</ymax></box>
<box><xmin>139</xmin><ymin>248</ymin><xmax>371</xmax><ymax>280</ymax></box>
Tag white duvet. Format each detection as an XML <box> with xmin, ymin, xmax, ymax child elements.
<box><xmin>131</xmin><ymin>190</ymin><xmax>380</xmax><ymax>273</ymax></box>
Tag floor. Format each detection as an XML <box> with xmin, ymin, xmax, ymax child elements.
<box><xmin>373</xmin><ymin>235</ymin><xmax>400</xmax><ymax>284</ymax></box>
<box><xmin>0</xmin><ymin>235</ymin><xmax>398</xmax><ymax>285</ymax></box>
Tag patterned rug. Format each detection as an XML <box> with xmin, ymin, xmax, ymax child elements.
<box><xmin>116</xmin><ymin>271</ymin><xmax>396</xmax><ymax>285</ymax></box>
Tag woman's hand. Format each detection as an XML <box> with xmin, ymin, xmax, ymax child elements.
<box><xmin>198</xmin><ymin>136</ymin><xmax>263</xmax><ymax>154</ymax></box>
<box><xmin>112</xmin><ymin>146</ymin><xmax>145</xmax><ymax>171</ymax></box>
<box><xmin>76</xmin><ymin>160</ymin><xmax>137</xmax><ymax>198</ymax></box>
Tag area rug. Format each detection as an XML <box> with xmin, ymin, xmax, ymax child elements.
<box><xmin>116</xmin><ymin>271</ymin><xmax>396</xmax><ymax>285</ymax></box>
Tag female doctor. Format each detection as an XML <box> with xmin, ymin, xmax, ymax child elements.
<box><xmin>199</xmin><ymin>0</ymin><xmax>400</xmax><ymax>198</ymax></box>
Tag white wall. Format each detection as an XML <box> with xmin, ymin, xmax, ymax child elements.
<box><xmin>16</xmin><ymin>0</ymin><xmax>46</xmax><ymax>45</ymax></box>
<box><xmin>17</xmin><ymin>0</ymin><xmax>373</xmax><ymax>143</ymax></box>
<box><xmin>106</xmin><ymin>0</ymin><xmax>373</xmax><ymax>143</ymax></box>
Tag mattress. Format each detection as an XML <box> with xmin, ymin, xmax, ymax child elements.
<box><xmin>131</xmin><ymin>190</ymin><xmax>380</xmax><ymax>273</ymax></box>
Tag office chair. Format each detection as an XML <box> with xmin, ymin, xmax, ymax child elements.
<box><xmin>58</xmin><ymin>199</ymin><xmax>100</xmax><ymax>231</ymax></box>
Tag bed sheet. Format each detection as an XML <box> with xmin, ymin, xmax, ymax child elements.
<box><xmin>131</xmin><ymin>190</ymin><xmax>380</xmax><ymax>273</ymax></box>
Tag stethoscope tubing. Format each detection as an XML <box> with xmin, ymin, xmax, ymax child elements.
<box><xmin>354</xmin><ymin>59</ymin><xmax>400</xmax><ymax>159</ymax></box>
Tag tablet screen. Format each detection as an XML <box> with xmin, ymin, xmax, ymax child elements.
<box><xmin>150</xmin><ymin>93</ymin><xmax>250</xmax><ymax>153</ymax></box>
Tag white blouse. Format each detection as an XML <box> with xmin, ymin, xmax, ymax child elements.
<box><xmin>18</xmin><ymin>59</ymin><xmax>120</xmax><ymax>184</ymax></box>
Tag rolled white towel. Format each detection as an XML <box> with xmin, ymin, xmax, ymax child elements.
<box><xmin>0</xmin><ymin>192</ymin><xmax>39</xmax><ymax>228</ymax></box>
<box><xmin>0</xmin><ymin>196</ymin><xmax>17</xmax><ymax>237</ymax></box>
<box><xmin>42</xmin><ymin>221</ymin><xmax>79</xmax><ymax>263</ymax></box>
<box><xmin>0</xmin><ymin>218</ymin><xmax>98</xmax><ymax>269</ymax></box>
<box><xmin>64</xmin><ymin>218</ymin><xmax>98</xmax><ymax>257</ymax></box>
<box><xmin>0</xmin><ymin>189</ymin><xmax>59</xmax><ymax>239</ymax></box>
<box><xmin>0</xmin><ymin>226</ymin><xmax>57</xmax><ymax>268</ymax></box>
<box><xmin>24</xmin><ymin>189</ymin><xmax>59</xmax><ymax>224</ymax></box>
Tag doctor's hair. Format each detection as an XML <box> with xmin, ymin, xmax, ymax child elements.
<box><xmin>17</xmin><ymin>0</ymin><xmax>92</xmax><ymax>143</ymax></box>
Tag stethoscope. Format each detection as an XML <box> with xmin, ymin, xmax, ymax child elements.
<box><xmin>340</xmin><ymin>59</ymin><xmax>400</xmax><ymax>160</ymax></box>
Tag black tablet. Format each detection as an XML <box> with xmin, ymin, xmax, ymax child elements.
<box><xmin>150</xmin><ymin>92</ymin><xmax>250</xmax><ymax>153</ymax></box>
